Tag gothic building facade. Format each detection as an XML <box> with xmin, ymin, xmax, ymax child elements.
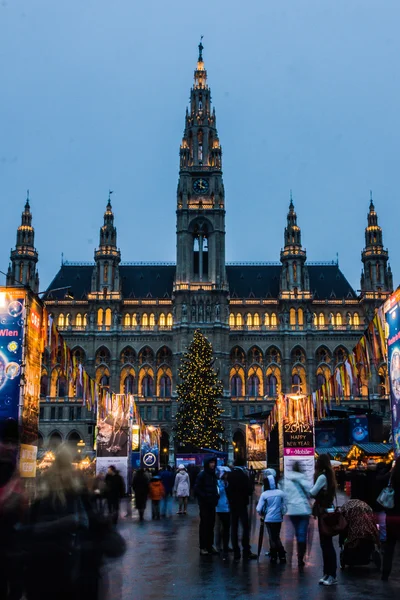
<box><xmin>6</xmin><ymin>44</ymin><xmax>393</xmax><ymax>458</ymax></box>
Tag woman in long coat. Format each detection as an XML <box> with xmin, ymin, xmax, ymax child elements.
<box><xmin>132</xmin><ymin>469</ymin><xmax>150</xmax><ymax>521</ymax></box>
<box><xmin>173</xmin><ymin>465</ymin><xmax>190</xmax><ymax>514</ymax></box>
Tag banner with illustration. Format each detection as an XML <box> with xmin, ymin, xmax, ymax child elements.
<box><xmin>349</xmin><ymin>414</ymin><xmax>369</xmax><ymax>444</ymax></box>
<box><xmin>0</xmin><ymin>290</ymin><xmax>25</xmax><ymax>422</ymax></box>
<box><xmin>96</xmin><ymin>395</ymin><xmax>130</xmax><ymax>458</ymax></box>
<box><xmin>140</xmin><ymin>426</ymin><xmax>160</xmax><ymax>469</ymax></box>
<box><xmin>385</xmin><ymin>290</ymin><xmax>400</xmax><ymax>457</ymax></box>
<box><xmin>246</xmin><ymin>424</ymin><xmax>267</xmax><ymax>469</ymax></box>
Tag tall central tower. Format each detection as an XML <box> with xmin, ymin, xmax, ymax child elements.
<box><xmin>173</xmin><ymin>40</ymin><xmax>230</xmax><ymax>393</ymax></box>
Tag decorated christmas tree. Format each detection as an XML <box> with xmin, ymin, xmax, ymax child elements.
<box><xmin>174</xmin><ymin>329</ymin><xmax>224</xmax><ymax>450</ymax></box>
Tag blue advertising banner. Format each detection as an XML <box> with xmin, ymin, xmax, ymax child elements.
<box><xmin>386</xmin><ymin>294</ymin><xmax>400</xmax><ymax>457</ymax></box>
<box><xmin>349</xmin><ymin>415</ymin><xmax>369</xmax><ymax>444</ymax></box>
<box><xmin>0</xmin><ymin>291</ymin><xmax>25</xmax><ymax>421</ymax></box>
<box><xmin>140</xmin><ymin>430</ymin><xmax>159</xmax><ymax>469</ymax></box>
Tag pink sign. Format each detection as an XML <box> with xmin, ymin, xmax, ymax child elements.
<box><xmin>284</xmin><ymin>447</ymin><xmax>314</xmax><ymax>456</ymax></box>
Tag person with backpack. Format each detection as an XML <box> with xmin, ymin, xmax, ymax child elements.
<box><xmin>283</xmin><ymin>461</ymin><xmax>311</xmax><ymax>567</ymax></box>
<box><xmin>256</xmin><ymin>472</ymin><xmax>287</xmax><ymax>563</ymax></box>
<box><xmin>226</xmin><ymin>457</ymin><xmax>257</xmax><ymax>562</ymax></box>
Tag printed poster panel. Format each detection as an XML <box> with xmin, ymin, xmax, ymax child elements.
<box><xmin>21</xmin><ymin>295</ymin><xmax>44</xmax><ymax>447</ymax></box>
<box><xmin>385</xmin><ymin>294</ymin><xmax>400</xmax><ymax>457</ymax></box>
<box><xmin>349</xmin><ymin>415</ymin><xmax>369</xmax><ymax>444</ymax></box>
<box><xmin>140</xmin><ymin>430</ymin><xmax>159</xmax><ymax>469</ymax></box>
<box><xmin>283</xmin><ymin>420</ymin><xmax>315</xmax><ymax>487</ymax></box>
<box><xmin>0</xmin><ymin>289</ymin><xmax>25</xmax><ymax>422</ymax></box>
<box><xmin>246</xmin><ymin>424</ymin><xmax>267</xmax><ymax>469</ymax></box>
<box><xmin>96</xmin><ymin>456</ymin><xmax>128</xmax><ymax>493</ymax></box>
<box><xmin>97</xmin><ymin>398</ymin><xmax>130</xmax><ymax>458</ymax></box>
<box><xmin>19</xmin><ymin>443</ymin><xmax>38</xmax><ymax>478</ymax></box>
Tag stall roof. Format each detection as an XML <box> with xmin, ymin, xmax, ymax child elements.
<box><xmin>316</xmin><ymin>446</ymin><xmax>351</xmax><ymax>458</ymax></box>
<box><xmin>352</xmin><ymin>443</ymin><xmax>392</xmax><ymax>456</ymax></box>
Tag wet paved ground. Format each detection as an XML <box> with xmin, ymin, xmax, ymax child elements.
<box><xmin>104</xmin><ymin>491</ymin><xmax>400</xmax><ymax>600</ymax></box>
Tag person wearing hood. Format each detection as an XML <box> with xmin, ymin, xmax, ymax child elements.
<box><xmin>283</xmin><ymin>461</ymin><xmax>311</xmax><ymax>567</ymax></box>
<box><xmin>226</xmin><ymin>457</ymin><xmax>257</xmax><ymax>562</ymax></box>
<box><xmin>194</xmin><ymin>457</ymin><xmax>219</xmax><ymax>555</ymax></box>
<box><xmin>256</xmin><ymin>472</ymin><xmax>287</xmax><ymax>563</ymax></box>
<box><xmin>215</xmin><ymin>466</ymin><xmax>231</xmax><ymax>560</ymax></box>
<box><xmin>173</xmin><ymin>464</ymin><xmax>190</xmax><ymax>515</ymax></box>
<box><xmin>148</xmin><ymin>472</ymin><xmax>165</xmax><ymax>520</ymax></box>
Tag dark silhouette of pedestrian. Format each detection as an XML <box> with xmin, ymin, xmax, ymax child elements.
<box><xmin>105</xmin><ymin>465</ymin><xmax>125</xmax><ymax>524</ymax></box>
<box><xmin>226</xmin><ymin>457</ymin><xmax>257</xmax><ymax>562</ymax></box>
<box><xmin>132</xmin><ymin>469</ymin><xmax>150</xmax><ymax>521</ymax></box>
<box><xmin>194</xmin><ymin>457</ymin><xmax>219</xmax><ymax>555</ymax></box>
<box><xmin>382</xmin><ymin>457</ymin><xmax>400</xmax><ymax>581</ymax></box>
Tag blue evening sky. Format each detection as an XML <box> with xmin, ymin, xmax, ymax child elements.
<box><xmin>0</xmin><ymin>1</ymin><xmax>399</xmax><ymax>292</ymax></box>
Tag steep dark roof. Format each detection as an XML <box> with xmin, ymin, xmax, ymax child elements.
<box><xmin>44</xmin><ymin>262</ymin><xmax>356</xmax><ymax>301</ymax></box>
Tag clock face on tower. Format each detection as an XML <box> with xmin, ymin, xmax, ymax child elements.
<box><xmin>193</xmin><ymin>178</ymin><xmax>209</xmax><ymax>194</ymax></box>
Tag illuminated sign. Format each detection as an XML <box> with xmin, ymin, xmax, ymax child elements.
<box><xmin>0</xmin><ymin>289</ymin><xmax>25</xmax><ymax>421</ymax></box>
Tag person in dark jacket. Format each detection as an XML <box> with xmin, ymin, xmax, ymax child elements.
<box><xmin>226</xmin><ymin>457</ymin><xmax>257</xmax><ymax>561</ymax></box>
<box><xmin>105</xmin><ymin>466</ymin><xmax>125</xmax><ymax>525</ymax></box>
<box><xmin>160</xmin><ymin>465</ymin><xmax>175</xmax><ymax>517</ymax></box>
<box><xmin>132</xmin><ymin>469</ymin><xmax>149</xmax><ymax>521</ymax></box>
<box><xmin>194</xmin><ymin>457</ymin><xmax>219</xmax><ymax>555</ymax></box>
<box><xmin>382</xmin><ymin>457</ymin><xmax>400</xmax><ymax>581</ymax></box>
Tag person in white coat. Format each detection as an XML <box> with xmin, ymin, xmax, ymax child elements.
<box><xmin>173</xmin><ymin>465</ymin><xmax>190</xmax><ymax>514</ymax></box>
<box><xmin>284</xmin><ymin>461</ymin><xmax>311</xmax><ymax>567</ymax></box>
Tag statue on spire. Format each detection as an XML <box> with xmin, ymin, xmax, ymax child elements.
<box><xmin>198</xmin><ymin>35</ymin><xmax>204</xmax><ymax>61</ymax></box>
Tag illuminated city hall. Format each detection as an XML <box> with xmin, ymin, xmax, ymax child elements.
<box><xmin>6</xmin><ymin>43</ymin><xmax>393</xmax><ymax>457</ymax></box>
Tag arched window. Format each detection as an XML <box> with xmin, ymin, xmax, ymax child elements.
<box><xmin>292</xmin><ymin>373</ymin><xmax>301</xmax><ymax>392</ymax></box>
<box><xmin>247</xmin><ymin>375</ymin><xmax>260</xmax><ymax>397</ymax></box>
<box><xmin>83</xmin><ymin>314</ymin><xmax>87</xmax><ymax>327</ymax></box>
<box><xmin>124</xmin><ymin>374</ymin><xmax>136</xmax><ymax>395</ymax></box>
<box><xmin>96</xmin><ymin>347</ymin><xmax>111</xmax><ymax>365</ymax></box>
<box><xmin>97</xmin><ymin>308</ymin><xmax>104</xmax><ymax>326</ymax></box>
<box><xmin>121</xmin><ymin>347</ymin><xmax>135</xmax><ymax>364</ymax></box>
<box><xmin>329</xmin><ymin>313</ymin><xmax>335</xmax><ymax>326</ymax></box>
<box><xmin>167</xmin><ymin>313</ymin><xmax>173</xmax><ymax>327</ymax></box>
<box><xmin>149</xmin><ymin>313</ymin><xmax>155</xmax><ymax>327</ymax></box>
<box><xmin>142</xmin><ymin>313</ymin><xmax>148</xmax><ymax>327</ymax></box>
<box><xmin>266</xmin><ymin>346</ymin><xmax>281</xmax><ymax>364</ymax></box>
<box><xmin>291</xmin><ymin>347</ymin><xmax>305</xmax><ymax>364</ymax></box>
<box><xmin>247</xmin><ymin>313</ymin><xmax>253</xmax><ymax>327</ymax></box>
<box><xmin>313</xmin><ymin>313</ymin><xmax>318</xmax><ymax>326</ymax></box>
<box><xmin>40</xmin><ymin>373</ymin><xmax>48</xmax><ymax>396</ymax></box>
<box><xmin>159</xmin><ymin>313</ymin><xmax>166</xmax><ymax>327</ymax></box>
<box><xmin>271</xmin><ymin>313</ymin><xmax>277</xmax><ymax>327</ymax></box>
<box><xmin>266</xmin><ymin>375</ymin><xmax>277</xmax><ymax>397</ymax></box>
<box><xmin>100</xmin><ymin>374</ymin><xmax>110</xmax><ymax>389</ymax></box>
<box><xmin>353</xmin><ymin>313</ymin><xmax>360</xmax><ymax>326</ymax></box>
<box><xmin>230</xmin><ymin>374</ymin><xmax>243</xmax><ymax>397</ymax></box>
<box><xmin>290</xmin><ymin>308</ymin><xmax>296</xmax><ymax>325</ymax></box>
<box><xmin>65</xmin><ymin>314</ymin><xmax>71</xmax><ymax>327</ymax></box>
<box><xmin>347</xmin><ymin>312</ymin><xmax>352</xmax><ymax>326</ymax></box>
<box><xmin>229</xmin><ymin>313</ymin><xmax>235</xmax><ymax>327</ymax></box>
<box><xmin>58</xmin><ymin>313</ymin><xmax>65</xmax><ymax>328</ymax></box>
<box><xmin>317</xmin><ymin>373</ymin><xmax>326</xmax><ymax>389</ymax></box>
<box><xmin>131</xmin><ymin>313</ymin><xmax>137</xmax><ymax>326</ymax></box>
<box><xmin>264</xmin><ymin>313</ymin><xmax>270</xmax><ymax>327</ymax></box>
<box><xmin>318</xmin><ymin>313</ymin><xmax>325</xmax><ymax>327</ymax></box>
<box><xmin>336</xmin><ymin>313</ymin><xmax>342</xmax><ymax>326</ymax></box>
<box><xmin>105</xmin><ymin>308</ymin><xmax>112</xmax><ymax>327</ymax></box>
<box><xmin>248</xmin><ymin>346</ymin><xmax>263</xmax><ymax>364</ymax></box>
<box><xmin>230</xmin><ymin>347</ymin><xmax>245</xmax><ymax>365</ymax></box>
<box><xmin>159</xmin><ymin>375</ymin><xmax>172</xmax><ymax>398</ymax></box>
<box><xmin>236</xmin><ymin>313</ymin><xmax>243</xmax><ymax>327</ymax></box>
<box><xmin>139</xmin><ymin>346</ymin><xmax>154</xmax><ymax>365</ymax></box>
<box><xmin>298</xmin><ymin>308</ymin><xmax>304</xmax><ymax>326</ymax></box>
<box><xmin>253</xmin><ymin>313</ymin><xmax>260</xmax><ymax>327</ymax></box>
<box><xmin>141</xmin><ymin>374</ymin><xmax>154</xmax><ymax>397</ymax></box>
<box><xmin>57</xmin><ymin>376</ymin><xmax>67</xmax><ymax>397</ymax></box>
<box><xmin>73</xmin><ymin>347</ymin><xmax>85</xmax><ymax>365</ymax></box>
<box><xmin>316</xmin><ymin>347</ymin><xmax>331</xmax><ymax>364</ymax></box>
<box><xmin>75</xmin><ymin>313</ymin><xmax>82</xmax><ymax>327</ymax></box>
<box><xmin>334</xmin><ymin>347</ymin><xmax>347</xmax><ymax>364</ymax></box>
<box><xmin>124</xmin><ymin>314</ymin><xmax>131</xmax><ymax>327</ymax></box>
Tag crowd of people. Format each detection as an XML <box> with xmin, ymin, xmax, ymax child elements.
<box><xmin>1</xmin><ymin>411</ymin><xmax>400</xmax><ymax>598</ymax></box>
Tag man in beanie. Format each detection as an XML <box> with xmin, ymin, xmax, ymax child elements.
<box><xmin>227</xmin><ymin>457</ymin><xmax>257</xmax><ymax>561</ymax></box>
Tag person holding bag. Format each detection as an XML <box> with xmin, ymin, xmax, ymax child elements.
<box><xmin>381</xmin><ymin>457</ymin><xmax>400</xmax><ymax>581</ymax></box>
<box><xmin>310</xmin><ymin>454</ymin><xmax>338</xmax><ymax>586</ymax></box>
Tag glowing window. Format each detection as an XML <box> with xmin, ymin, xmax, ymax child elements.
<box><xmin>336</xmin><ymin>313</ymin><xmax>342</xmax><ymax>326</ymax></box>
<box><xmin>124</xmin><ymin>313</ymin><xmax>131</xmax><ymax>327</ymax></box>
<box><xmin>318</xmin><ymin>313</ymin><xmax>325</xmax><ymax>327</ymax></box>
<box><xmin>264</xmin><ymin>313</ymin><xmax>270</xmax><ymax>327</ymax></box>
<box><xmin>347</xmin><ymin>313</ymin><xmax>352</xmax><ymax>325</ymax></box>
<box><xmin>229</xmin><ymin>313</ymin><xmax>235</xmax><ymax>327</ymax></box>
<box><xmin>97</xmin><ymin>308</ymin><xmax>104</xmax><ymax>326</ymax></box>
<box><xmin>58</xmin><ymin>313</ymin><xmax>65</xmax><ymax>328</ymax></box>
<box><xmin>75</xmin><ymin>313</ymin><xmax>82</xmax><ymax>327</ymax></box>
<box><xmin>330</xmin><ymin>313</ymin><xmax>335</xmax><ymax>326</ymax></box>
<box><xmin>105</xmin><ymin>308</ymin><xmax>112</xmax><ymax>327</ymax></box>
<box><xmin>230</xmin><ymin>375</ymin><xmax>243</xmax><ymax>397</ymax></box>
<box><xmin>271</xmin><ymin>313</ymin><xmax>277</xmax><ymax>327</ymax></box>
<box><xmin>159</xmin><ymin>313</ymin><xmax>166</xmax><ymax>327</ymax></box>
<box><xmin>132</xmin><ymin>314</ymin><xmax>137</xmax><ymax>326</ymax></box>
<box><xmin>313</xmin><ymin>313</ymin><xmax>318</xmax><ymax>326</ymax></box>
<box><xmin>83</xmin><ymin>314</ymin><xmax>87</xmax><ymax>327</ymax></box>
<box><xmin>253</xmin><ymin>313</ymin><xmax>260</xmax><ymax>326</ymax></box>
<box><xmin>236</xmin><ymin>313</ymin><xmax>243</xmax><ymax>327</ymax></box>
<box><xmin>290</xmin><ymin>308</ymin><xmax>296</xmax><ymax>325</ymax></box>
<box><xmin>298</xmin><ymin>308</ymin><xmax>304</xmax><ymax>326</ymax></box>
<box><xmin>353</xmin><ymin>313</ymin><xmax>360</xmax><ymax>326</ymax></box>
<box><xmin>142</xmin><ymin>313</ymin><xmax>148</xmax><ymax>327</ymax></box>
<box><xmin>167</xmin><ymin>313</ymin><xmax>173</xmax><ymax>327</ymax></box>
<box><xmin>65</xmin><ymin>314</ymin><xmax>71</xmax><ymax>327</ymax></box>
<box><xmin>149</xmin><ymin>313</ymin><xmax>155</xmax><ymax>327</ymax></box>
<box><xmin>247</xmin><ymin>313</ymin><xmax>253</xmax><ymax>327</ymax></box>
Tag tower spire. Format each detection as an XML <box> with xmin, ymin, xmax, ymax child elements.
<box><xmin>280</xmin><ymin>194</ymin><xmax>309</xmax><ymax>297</ymax></box>
<box><xmin>198</xmin><ymin>35</ymin><xmax>204</xmax><ymax>62</ymax></box>
<box><xmin>92</xmin><ymin>193</ymin><xmax>121</xmax><ymax>296</ymax></box>
<box><xmin>361</xmin><ymin>193</ymin><xmax>392</xmax><ymax>294</ymax></box>
<box><xmin>7</xmin><ymin>194</ymin><xmax>39</xmax><ymax>292</ymax></box>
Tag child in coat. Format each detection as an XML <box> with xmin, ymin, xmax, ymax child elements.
<box><xmin>148</xmin><ymin>475</ymin><xmax>165</xmax><ymax>520</ymax></box>
<box><xmin>256</xmin><ymin>474</ymin><xmax>287</xmax><ymax>563</ymax></box>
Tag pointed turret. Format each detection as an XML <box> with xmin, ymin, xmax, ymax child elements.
<box><xmin>91</xmin><ymin>192</ymin><xmax>121</xmax><ymax>296</ymax></box>
<box><xmin>361</xmin><ymin>192</ymin><xmax>392</xmax><ymax>294</ymax></box>
<box><xmin>280</xmin><ymin>192</ymin><xmax>310</xmax><ymax>296</ymax></box>
<box><xmin>7</xmin><ymin>192</ymin><xmax>39</xmax><ymax>292</ymax></box>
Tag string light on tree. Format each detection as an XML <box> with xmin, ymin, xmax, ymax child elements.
<box><xmin>174</xmin><ymin>329</ymin><xmax>224</xmax><ymax>449</ymax></box>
